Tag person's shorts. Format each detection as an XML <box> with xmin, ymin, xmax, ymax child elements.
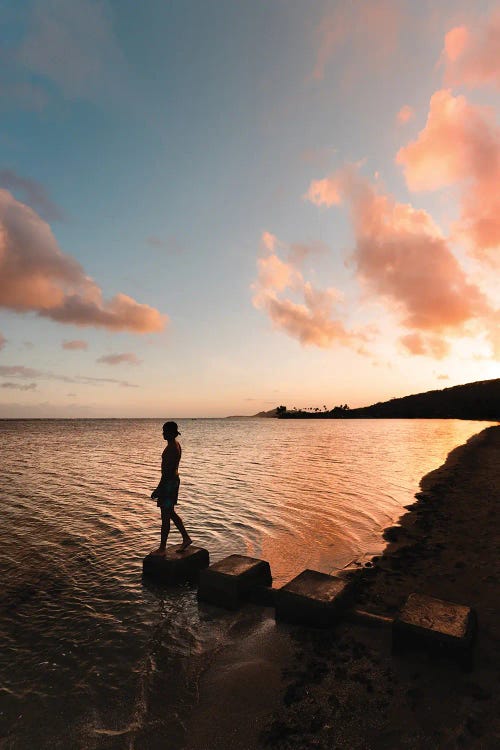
<box><xmin>156</xmin><ymin>477</ymin><xmax>180</xmax><ymax>508</ymax></box>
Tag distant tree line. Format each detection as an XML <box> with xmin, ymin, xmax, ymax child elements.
<box><xmin>274</xmin><ymin>379</ymin><xmax>499</xmax><ymax>421</ymax></box>
<box><xmin>276</xmin><ymin>404</ymin><xmax>350</xmax><ymax>419</ymax></box>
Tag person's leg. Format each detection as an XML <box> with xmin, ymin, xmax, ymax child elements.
<box><xmin>171</xmin><ymin>509</ymin><xmax>192</xmax><ymax>550</ymax></box>
<box><xmin>153</xmin><ymin>506</ymin><xmax>171</xmax><ymax>554</ymax></box>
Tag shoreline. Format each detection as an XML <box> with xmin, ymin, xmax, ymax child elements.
<box><xmin>180</xmin><ymin>424</ymin><xmax>499</xmax><ymax>750</ymax></box>
<box><xmin>261</xmin><ymin>424</ymin><xmax>500</xmax><ymax>749</ymax></box>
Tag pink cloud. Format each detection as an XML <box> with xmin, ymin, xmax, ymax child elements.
<box><xmin>260</xmin><ymin>294</ymin><xmax>353</xmax><ymax>348</ymax></box>
<box><xmin>300</xmin><ymin>146</ymin><xmax>337</xmax><ymax>166</ymax></box>
<box><xmin>396</xmin><ymin>105</ymin><xmax>414</xmax><ymax>125</ymax></box>
<box><xmin>396</xmin><ymin>89</ymin><xmax>500</xmax><ymax>263</ymax></box>
<box><xmin>261</xmin><ymin>231</ymin><xmax>279</xmax><ymax>253</ymax></box>
<box><xmin>304</xmin><ymin>175</ymin><xmax>342</xmax><ymax>207</ymax></box>
<box><xmin>288</xmin><ymin>241</ymin><xmax>329</xmax><ymax>268</ymax></box>
<box><xmin>311</xmin><ymin>0</ymin><xmax>402</xmax><ymax>82</ymax></box>
<box><xmin>0</xmin><ymin>189</ymin><xmax>167</xmax><ymax>332</ymax></box>
<box><xmin>1</xmin><ymin>381</ymin><xmax>37</xmax><ymax>391</ymax></box>
<box><xmin>0</xmin><ymin>169</ymin><xmax>65</xmax><ymax>221</ymax></box>
<box><xmin>96</xmin><ymin>353</ymin><xmax>141</xmax><ymax>366</ymax></box>
<box><xmin>0</xmin><ymin>365</ymin><xmax>40</xmax><ymax>378</ymax></box>
<box><xmin>400</xmin><ymin>333</ymin><xmax>450</xmax><ymax>359</ymax></box>
<box><xmin>0</xmin><ymin>363</ymin><xmax>138</xmax><ymax>387</ymax></box>
<box><xmin>255</xmin><ymin>252</ymin><xmax>297</xmax><ymax>294</ymax></box>
<box><xmin>311</xmin><ymin>13</ymin><xmax>345</xmax><ymax>82</ymax></box>
<box><xmin>444</xmin><ymin>26</ymin><xmax>468</xmax><ymax>63</ymax></box>
<box><xmin>306</xmin><ymin>164</ymin><xmax>492</xmax><ymax>356</ymax></box>
<box><xmin>252</xmin><ymin>233</ymin><xmax>365</xmax><ymax>350</ymax></box>
<box><xmin>399</xmin><ymin>332</ymin><xmax>426</xmax><ymax>355</ymax></box>
<box><xmin>443</xmin><ymin>11</ymin><xmax>500</xmax><ymax>89</ymax></box>
<box><xmin>62</xmin><ymin>339</ymin><xmax>88</xmax><ymax>350</ymax></box>
<box><xmin>396</xmin><ymin>90</ymin><xmax>498</xmax><ymax>190</ymax></box>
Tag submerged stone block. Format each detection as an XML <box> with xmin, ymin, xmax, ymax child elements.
<box><xmin>143</xmin><ymin>545</ymin><xmax>210</xmax><ymax>585</ymax></box>
<box><xmin>393</xmin><ymin>592</ymin><xmax>476</xmax><ymax>649</ymax></box>
<box><xmin>275</xmin><ymin>569</ymin><xmax>351</xmax><ymax>627</ymax></box>
<box><xmin>197</xmin><ymin>554</ymin><xmax>272</xmax><ymax>609</ymax></box>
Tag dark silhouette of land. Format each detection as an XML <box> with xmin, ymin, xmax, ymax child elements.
<box><xmin>268</xmin><ymin>378</ymin><xmax>499</xmax><ymax>421</ymax></box>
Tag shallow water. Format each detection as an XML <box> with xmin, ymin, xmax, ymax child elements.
<box><xmin>0</xmin><ymin>418</ymin><xmax>493</xmax><ymax>748</ymax></box>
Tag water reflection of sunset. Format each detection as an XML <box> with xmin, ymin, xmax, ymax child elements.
<box><xmin>2</xmin><ymin>417</ymin><xmax>495</xmax><ymax>747</ymax></box>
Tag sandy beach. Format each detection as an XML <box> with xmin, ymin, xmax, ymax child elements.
<box><xmin>258</xmin><ymin>424</ymin><xmax>500</xmax><ymax>749</ymax></box>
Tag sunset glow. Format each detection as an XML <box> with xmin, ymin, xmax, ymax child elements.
<box><xmin>0</xmin><ymin>1</ymin><xmax>498</xmax><ymax>417</ymax></box>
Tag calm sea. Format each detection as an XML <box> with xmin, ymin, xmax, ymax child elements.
<box><xmin>0</xmin><ymin>418</ymin><xmax>493</xmax><ymax>748</ymax></box>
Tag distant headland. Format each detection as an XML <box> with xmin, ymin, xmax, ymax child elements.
<box><xmin>248</xmin><ymin>379</ymin><xmax>500</xmax><ymax>421</ymax></box>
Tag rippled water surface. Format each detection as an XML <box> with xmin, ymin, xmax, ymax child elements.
<box><xmin>0</xmin><ymin>418</ymin><xmax>493</xmax><ymax>748</ymax></box>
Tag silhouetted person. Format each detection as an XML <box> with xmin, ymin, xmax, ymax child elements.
<box><xmin>151</xmin><ymin>421</ymin><xmax>192</xmax><ymax>554</ymax></box>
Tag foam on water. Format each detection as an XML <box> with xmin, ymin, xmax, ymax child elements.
<box><xmin>0</xmin><ymin>417</ymin><xmax>493</xmax><ymax>747</ymax></box>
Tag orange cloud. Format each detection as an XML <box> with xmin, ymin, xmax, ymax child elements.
<box><xmin>400</xmin><ymin>332</ymin><xmax>450</xmax><ymax>359</ymax></box>
<box><xmin>255</xmin><ymin>252</ymin><xmax>298</xmax><ymax>293</ymax></box>
<box><xmin>396</xmin><ymin>90</ymin><xmax>497</xmax><ymax>190</ymax></box>
<box><xmin>261</xmin><ymin>231</ymin><xmax>279</xmax><ymax>253</ymax></box>
<box><xmin>252</xmin><ymin>232</ymin><xmax>364</xmax><ymax>349</ymax></box>
<box><xmin>396</xmin><ymin>89</ymin><xmax>500</xmax><ymax>263</ymax></box>
<box><xmin>304</xmin><ymin>175</ymin><xmax>342</xmax><ymax>207</ymax></box>
<box><xmin>0</xmin><ymin>189</ymin><xmax>167</xmax><ymax>332</ymax></box>
<box><xmin>259</xmin><ymin>293</ymin><xmax>353</xmax><ymax>348</ymax></box>
<box><xmin>62</xmin><ymin>339</ymin><xmax>88</xmax><ymax>350</ymax></box>
<box><xmin>0</xmin><ymin>332</ymin><xmax>5</xmax><ymax>350</ymax></box>
<box><xmin>306</xmin><ymin>165</ymin><xmax>491</xmax><ymax>356</ymax></box>
<box><xmin>396</xmin><ymin>105</ymin><xmax>414</xmax><ymax>125</ymax></box>
<box><xmin>97</xmin><ymin>353</ymin><xmax>141</xmax><ymax>365</ymax></box>
<box><xmin>443</xmin><ymin>10</ymin><xmax>500</xmax><ymax>89</ymax></box>
<box><xmin>311</xmin><ymin>0</ymin><xmax>402</xmax><ymax>82</ymax></box>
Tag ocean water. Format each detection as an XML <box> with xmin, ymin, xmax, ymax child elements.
<box><xmin>0</xmin><ymin>418</ymin><xmax>493</xmax><ymax>748</ymax></box>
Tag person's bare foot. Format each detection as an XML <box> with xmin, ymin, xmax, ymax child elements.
<box><xmin>177</xmin><ymin>536</ymin><xmax>192</xmax><ymax>553</ymax></box>
<box><xmin>152</xmin><ymin>546</ymin><xmax>167</xmax><ymax>556</ymax></box>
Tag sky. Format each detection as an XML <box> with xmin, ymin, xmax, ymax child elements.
<box><xmin>0</xmin><ymin>0</ymin><xmax>498</xmax><ymax>418</ymax></box>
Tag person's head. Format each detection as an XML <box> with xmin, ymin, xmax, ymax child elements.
<box><xmin>162</xmin><ymin>421</ymin><xmax>180</xmax><ymax>440</ymax></box>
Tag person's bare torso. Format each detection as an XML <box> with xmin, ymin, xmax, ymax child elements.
<box><xmin>161</xmin><ymin>440</ymin><xmax>181</xmax><ymax>480</ymax></box>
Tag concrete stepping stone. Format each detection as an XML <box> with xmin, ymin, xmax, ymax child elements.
<box><xmin>275</xmin><ymin>569</ymin><xmax>351</xmax><ymax>627</ymax></box>
<box><xmin>197</xmin><ymin>554</ymin><xmax>272</xmax><ymax>610</ymax></box>
<box><xmin>143</xmin><ymin>545</ymin><xmax>209</xmax><ymax>584</ymax></box>
<box><xmin>393</xmin><ymin>592</ymin><xmax>477</xmax><ymax>649</ymax></box>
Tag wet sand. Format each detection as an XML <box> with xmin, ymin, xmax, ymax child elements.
<box><xmin>261</xmin><ymin>424</ymin><xmax>500</xmax><ymax>749</ymax></box>
<box><xmin>184</xmin><ymin>608</ymin><xmax>292</xmax><ymax>750</ymax></box>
